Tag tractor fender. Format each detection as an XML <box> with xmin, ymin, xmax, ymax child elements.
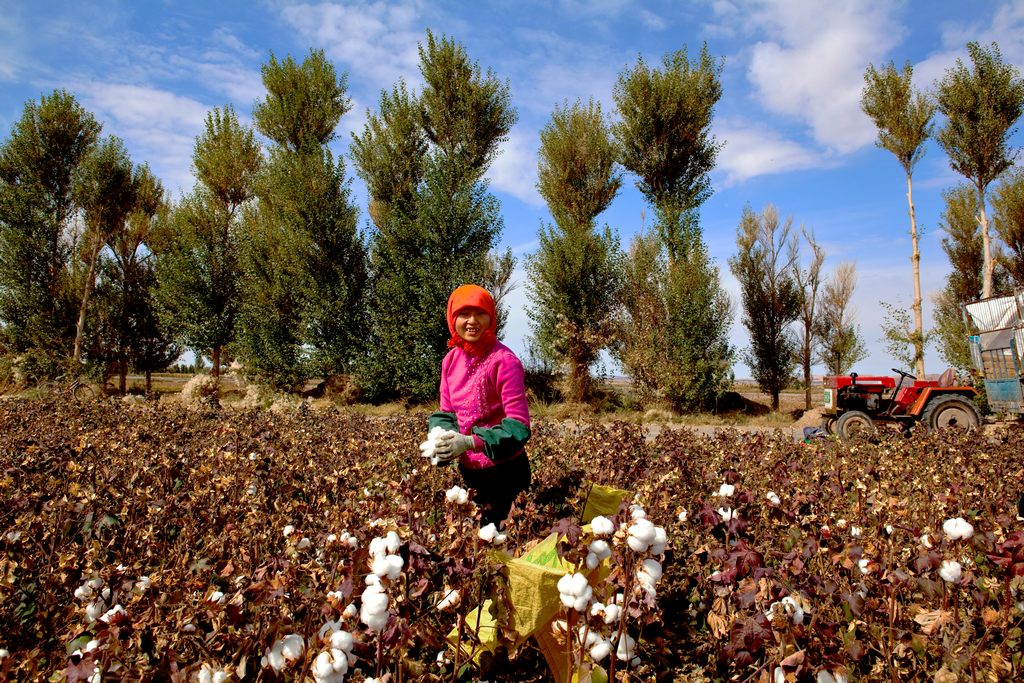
<box><xmin>907</xmin><ymin>386</ymin><xmax>976</xmax><ymax>417</ymax></box>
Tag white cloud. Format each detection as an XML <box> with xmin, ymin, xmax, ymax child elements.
<box><xmin>716</xmin><ymin>122</ymin><xmax>826</xmax><ymax>184</ymax></box>
<box><xmin>486</xmin><ymin>125</ymin><xmax>543</xmax><ymax>206</ymax></box>
<box><xmin>278</xmin><ymin>1</ymin><xmax>425</xmax><ymax>90</ymax></box>
<box><xmin>76</xmin><ymin>82</ymin><xmax>210</xmax><ymax>196</ymax></box>
<box><xmin>638</xmin><ymin>9</ymin><xmax>667</xmax><ymax>31</ymax></box>
<box><xmin>742</xmin><ymin>0</ymin><xmax>902</xmax><ymax>153</ymax></box>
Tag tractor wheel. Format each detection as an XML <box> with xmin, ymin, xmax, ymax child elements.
<box><xmin>836</xmin><ymin>411</ymin><xmax>876</xmax><ymax>443</ymax></box>
<box><xmin>922</xmin><ymin>394</ymin><xmax>980</xmax><ymax>433</ymax></box>
<box><xmin>821</xmin><ymin>416</ymin><xmax>837</xmax><ymax>435</ymax></box>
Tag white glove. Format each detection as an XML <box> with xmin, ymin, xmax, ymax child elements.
<box><xmin>434</xmin><ymin>431</ymin><xmax>475</xmax><ymax>461</ymax></box>
<box><xmin>420</xmin><ymin>426</ymin><xmax>458</xmax><ymax>466</ymax></box>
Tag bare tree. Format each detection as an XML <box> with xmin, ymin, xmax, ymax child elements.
<box><xmin>815</xmin><ymin>262</ymin><xmax>868</xmax><ymax>376</ymax></box>
<box><xmin>793</xmin><ymin>229</ymin><xmax>824</xmax><ymax>409</ymax></box>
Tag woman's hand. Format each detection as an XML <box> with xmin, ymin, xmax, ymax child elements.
<box><xmin>434</xmin><ymin>431</ymin><xmax>475</xmax><ymax>462</ymax></box>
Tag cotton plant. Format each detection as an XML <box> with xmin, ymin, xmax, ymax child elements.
<box><xmin>553</xmin><ymin>502</ymin><xmax>669</xmax><ymax>679</ymax></box>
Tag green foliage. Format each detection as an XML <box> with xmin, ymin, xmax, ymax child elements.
<box><xmin>612</xmin><ymin>44</ymin><xmax>732</xmax><ymax>411</ymax></box>
<box><xmin>350</xmin><ymin>83</ymin><xmax>427</xmax><ymax>230</ymax></box>
<box><xmin>992</xmin><ymin>168</ymin><xmax>1024</xmax><ymax>287</ymax></box>
<box><xmin>154</xmin><ymin>107</ymin><xmax>259</xmax><ymax>376</ymax></box>
<box><xmin>615</xmin><ymin>232</ymin><xmax>733</xmax><ymax>412</ymax></box>
<box><xmin>354</xmin><ymin>32</ymin><xmax>514</xmax><ymax>402</ymax></box>
<box><xmin>0</xmin><ymin>90</ymin><xmax>100</xmax><ymax>356</ymax></box>
<box><xmin>528</xmin><ymin>100</ymin><xmax>622</xmax><ymax>402</ymax></box>
<box><xmin>936</xmin><ymin>42</ymin><xmax>1024</xmax><ymax>195</ymax></box>
<box><xmin>932</xmin><ymin>186</ymin><xmax>983</xmax><ymax>372</ymax></box>
<box><xmin>862</xmin><ymin>61</ymin><xmax>935</xmax><ymax>174</ymax></box>
<box><xmin>879</xmin><ymin>300</ymin><xmax>931</xmax><ymax>371</ymax></box>
<box><xmin>937</xmin><ymin>41</ymin><xmax>1024</xmax><ymax>297</ymax></box>
<box><xmin>729</xmin><ymin>205</ymin><xmax>801</xmax><ymax>411</ymax></box>
<box><xmin>417</xmin><ymin>30</ymin><xmax>516</xmax><ymax>183</ymax></box>
<box><xmin>613</xmin><ymin>44</ymin><xmax>722</xmax><ymax>260</ymax></box>
<box><xmin>72</xmin><ymin>136</ymin><xmax>139</xmax><ymax>363</ymax></box>
<box><xmin>239</xmin><ymin>50</ymin><xmax>367</xmax><ymax>388</ymax></box>
<box><xmin>253</xmin><ymin>49</ymin><xmax>350</xmax><ymax>151</ymax></box>
<box><xmin>815</xmin><ymin>262</ymin><xmax>867</xmax><ymax>376</ymax></box>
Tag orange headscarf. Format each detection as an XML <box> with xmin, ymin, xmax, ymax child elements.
<box><xmin>446</xmin><ymin>284</ymin><xmax>497</xmax><ymax>356</ymax></box>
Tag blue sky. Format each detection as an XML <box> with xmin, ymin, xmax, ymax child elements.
<box><xmin>2</xmin><ymin>0</ymin><xmax>1024</xmax><ymax>379</ymax></box>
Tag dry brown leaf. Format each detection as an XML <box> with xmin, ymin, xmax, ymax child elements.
<box><xmin>914</xmin><ymin>609</ymin><xmax>952</xmax><ymax>635</ymax></box>
<box><xmin>933</xmin><ymin>665</ymin><xmax>957</xmax><ymax>683</ymax></box>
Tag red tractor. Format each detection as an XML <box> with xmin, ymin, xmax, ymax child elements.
<box><xmin>821</xmin><ymin>368</ymin><xmax>980</xmax><ymax>442</ymax></box>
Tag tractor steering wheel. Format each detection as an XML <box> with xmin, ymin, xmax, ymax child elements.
<box><xmin>892</xmin><ymin>367</ymin><xmax>917</xmax><ymax>381</ymax></box>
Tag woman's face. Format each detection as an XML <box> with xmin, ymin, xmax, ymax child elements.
<box><xmin>455</xmin><ymin>306</ymin><xmax>492</xmax><ymax>342</ymax></box>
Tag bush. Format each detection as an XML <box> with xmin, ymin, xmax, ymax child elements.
<box><xmin>180</xmin><ymin>373</ymin><xmax>220</xmax><ymax>407</ymax></box>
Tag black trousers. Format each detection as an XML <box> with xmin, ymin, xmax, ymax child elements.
<box><xmin>459</xmin><ymin>452</ymin><xmax>531</xmax><ymax>526</ymax></box>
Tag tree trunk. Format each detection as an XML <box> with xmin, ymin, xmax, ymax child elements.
<box><xmin>978</xmin><ymin>183</ymin><xmax>994</xmax><ymax>299</ymax></box>
<box><xmin>803</xmin><ymin>323</ymin><xmax>812</xmax><ymax>410</ymax></box>
<box><xmin>72</xmin><ymin>236</ymin><xmax>103</xmax><ymax>364</ymax></box>
<box><xmin>119</xmin><ymin>359</ymin><xmax>127</xmax><ymax>394</ymax></box>
<box><xmin>771</xmin><ymin>390</ymin><xmax>780</xmax><ymax>412</ymax></box>
<box><xmin>212</xmin><ymin>346</ymin><xmax>221</xmax><ymax>379</ymax></box>
<box><xmin>907</xmin><ymin>174</ymin><xmax>925</xmax><ymax>378</ymax></box>
<box><xmin>145</xmin><ymin>369</ymin><xmax>152</xmax><ymax>395</ymax></box>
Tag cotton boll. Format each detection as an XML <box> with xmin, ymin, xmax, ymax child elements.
<box><xmin>207</xmin><ymin>591</ymin><xmax>226</xmax><ymax>605</ymax></box>
<box><xmin>630</xmin><ymin>504</ymin><xmax>647</xmax><ymax>520</ymax></box>
<box><xmin>494</xmin><ymin>532</ymin><xmax>507</xmax><ymax>544</ymax></box>
<box><xmin>717</xmin><ymin>507</ymin><xmax>735</xmax><ymax>523</ymax></box>
<box><xmin>436</xmin><ymin>587</ymin><xmax>461</xmax><ymax>611</ymax></box>
<box><xmin>639</xmin><ymin>558</ymin><xmax>663</xmax><ymax>582</ymax></box>
<box><xmin>616</xmin><ymin>634</ymin><xmax>636</xmax><ymax>662</ymax></box>
<box><xmin>717</xmin><ymin>483</ymin><xmax>735</xmax><ymax>497</ymax></box>
<box><xmin>369</xmin><ymin>536</ymin><xmax>387</xmax><ymax>558</ymax></box>
<box><xmin>330</xmin><ymin>629</ymin><xmax>353</xmax><ymax>654</ymax></box>
<box><xmin>677</xmin><ymin>509</ymin><xmax>688</xmax><ymax>523</ymax></box>
<box><xmin>283</xmin><ymin>525</ymin><xmax>295</xmax><ymax>537</ymax></box>
<box><xmin>817</xmin><ymin>670</ymin><xmax>837</xmax><ymax>683</ymax></box>
<box><xmin>85</xmin><ymin>600</ymin><xmax>104</xmax><ymax>623</ymax></box>
<box><xmin>603</xmin><ymin>603</ymin><xmax>622</xmax><ymax>624</ymax></box>
<box><xmin>590</xmin><ymin>515</ymin><xmax>615</xmax><ymax>536</ymax></box>
<box><xmin>384</xmin><ymin>531</ymin><xmax>400</xmax><ymax>554</ymax></box>
<box><xmin>589</xmin><ymin>539</ymin><xmax>612</xmax><ymax>560</ymax></box>
<box><xmin>767</xmin><ymin>491</ymin><xmax>781</xmax><ymax>506</ymax></box>
<box><xmin>479</xmin><ymin>523</ymin><xmax>497</xmax><ymax>542</ymax></box>
<box><xmin>586</xmin><ymin>552</ymin><xmax>600</xmax><ymax>570</ymax></box>
<box><xmin>774</xmin><ymin>667</ymin><xmax>785</xmax><ymax>683</ymax></box>
<box><xmin>590</xmin><ymin>638</ymin><xmax>611</xmax><ymax>662</ymax></box>
<box><xmin>298</xmin><ymin>537</ymin><xmax>311</xmax><ymax>550</ymax></box>
<box><xmin>939</xmin><ymin>559</ymin><xmax>962</xmax><ymax>583</ymax></box>
<box><xmin>650</xmin><ymin>526</ymin><xmax>667</xmax><ymax>555</ymax></box>
<box><xmin>280</xmin><ymin>634</ymin><xmax>304</xmax><ymax>661</ymax></box>
<box><xmin>627</xmin><ymin>518</ymin><xmax>656</xmax><ymax>552</ymax></box>
<box><xmin>943</xmin><ymin>517</ymin><xmax>974</xmax><ymax>541</ymax></box>
<box><xmin>850</xmin><ymin>527</ymin><xmax>862</xmax><ymax>538</ymax></box>
<box><xmin>135</xmin><ymin>576</ymin><xmax>151</xmax><ymax>593</ymax></box>
<box><xmin>263</xmin><ymin>641</ymin><xmax>286</xmax><ymax>672</ymax></box>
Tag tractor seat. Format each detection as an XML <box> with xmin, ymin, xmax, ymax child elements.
<box><xmin>937</xmin><ymin>368</ymin><xmax>955</xmax><ymax>387</ymax></box>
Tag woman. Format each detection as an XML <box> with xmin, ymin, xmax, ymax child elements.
<box><xmin>428</xmin><ymin>284</ymin><xmax>531</xmax><ymax>525</ymax></box>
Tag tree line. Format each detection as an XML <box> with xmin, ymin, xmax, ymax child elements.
<box><xmin>1</xmin><ymin>34</ymin><xmax>1021</xmax><ymax>411</ymax></box>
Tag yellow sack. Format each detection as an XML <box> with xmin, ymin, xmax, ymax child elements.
<box><xmin>581</xmin><ymin>482</ymin><xmax>630</xmax><ymax>523</ymax></box>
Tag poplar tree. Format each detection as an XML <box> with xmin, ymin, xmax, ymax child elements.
<box><xmin>613</xmin><ymin>45</ymin><xmax>733</xmax><ymax>411</ymax></box>
<box><xmin>528</xmin><ymin>100</ymin><xmax>621</xmax><ymax>403</ymax></box>
<box><xmin>0</xmin><ymin>90</ymin><xmax>100</xmax><ymax>359</ymax></box>
<box><xmin>793</xmin><ymin>229</ymin><xmax>824</xmax><ymax>409</ymax></box>
<box><xmin>72</xmin><ymin>136</ymin><xmax>137</xmax><ymax>364</ymax></box>
<box><xmin>241</xmin><ymin>49</ymin><xmax>367</xmax><ymax>388</ymax></box>
<box><xmin>862</xmin><ymin>61</ymin><xmax>935</xmax><ymax>377</ymax></box>
<box><xmin>937</xmin><ymin>41</ymin><xmax>1024</xmax><ymax>299</ymax></box>
<box><xmin>154</xmin><ymin>106</ymin><xmax>260</xmax><ymax>378</ymax></box>
<box><xmin>815</xmin><ymin>263</ymin><xmax>868</xmax><ymax>376</ymax></box>
<box><xmin>730</xmin><ymin>205</ymin><xmax>801</xmax><ymax>412</ymax></box>
<box><xmin>352</xmin><ymin>31</ymin><xmax>515</xmax><ymax>401</ymax></box>
<box><xmin>992</xmin><ymin>168</ymin><xmax>1024</xmax><ymax>287</ymax></box>
<box><xmin>932</xmin><ymin>185</ymin><xmax>985</xmax><ymax>371</ymax></box>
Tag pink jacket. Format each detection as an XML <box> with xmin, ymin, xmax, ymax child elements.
<box><xmin>438</xmin><ymin>341</ymin><xmax>531</xmax><ymax>469</ymax></box>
